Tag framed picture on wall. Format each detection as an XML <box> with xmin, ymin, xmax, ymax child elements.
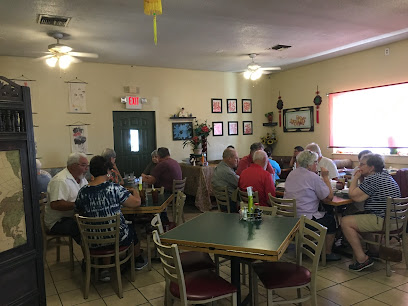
<box><xmin>242</xmin><ymin>99</ymin><xmax>252</xmax><ymax>113</ymax></box>
<box><xmin>172</xmin><ymin>122</ymin><xmax>193</xmax><ymax>140</ymax></box>
<box><xmin>228</xmin><ymin>121</ymin><xmax>238</xmax><ymax>135</ymax></box>
<box><xmin>227</xmin><ymin>99</ymin><xmax>237</xmax><ymax>113</ymax></box>
<box><xmin>283</xmin><ymin>106</ymin><xmax>314</xmax><ymax>132</ymax></box>
<box><xmin>211</xmin><ymin>98</ymin><xmax>223</xmax><ymax>113</ymax></box>
<box><xmin>243</xmin><ymin>121</ymin><xmax>253</xmax><ymax>135</ymax></box>
<box><xmin>212</xmin><ymin>122</ymin><xmax>223</xmax><ymax>136</ymax></box>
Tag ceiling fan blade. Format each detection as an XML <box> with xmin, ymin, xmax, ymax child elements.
<box><xmin>69</xmin><ymin>51</ymin><xmax>99</xmax><ymax>58</ymax></box>
<box><xmin>260</xmin><ymin>67</ymin><xmax>281</xmax><ymax>71</ymax></box>
<box><xmin>70</xmin><ymin>56</ymin><xmax>82</xmax><ymax>63</ymax></box>
<box><xmin>34</xmin><ymin>55</ymin><xmax>54</xmax><ymax>61</ymax></box>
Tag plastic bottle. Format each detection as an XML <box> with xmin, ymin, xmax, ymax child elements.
<box><xmin>138</xmin><ymin>176</ymin><xmax>143</xmax><ymax>191</ymax></box>
<box><xmin>201</xmin><ymin>153</ymin><xmax>205</xmax><ymax>165</ymax></box>
<box><xmin>247</xmin><ymin>186</ymin><xmax>254</xmax><ymax>213</ymax></box>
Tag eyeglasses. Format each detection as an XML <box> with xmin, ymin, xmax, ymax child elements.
<box><xmin>76</xmin><ymin>163</ymin><xmax>89</xmax><ymax>168</ymax></box>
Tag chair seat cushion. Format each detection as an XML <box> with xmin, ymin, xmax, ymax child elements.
<box><xmin>90</xmin><ymin>244</ymin><xmax>130</xmax><ymax>255</ymax></box>
<box><xmin>252</xmin><ymin>262</ymin><xmax>311</xmax><ymax>289</ymax></box>
<box><xmin>170</xmin><ymin>270</ymin><xmax>237</xmax><ymax>301</ymax></box>
<box><xmin>180</xmin><ymin>251</ymin><xmax>216</xmax><ymax>272</ymax></box>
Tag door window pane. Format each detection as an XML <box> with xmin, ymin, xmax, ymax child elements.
<box><xmin>130</xmin><ymin>129</ymin><xmax>139</xmax><ymax>152</ymax></box>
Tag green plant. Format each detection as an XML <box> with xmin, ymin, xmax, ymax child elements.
<box><xmin>194</xmin><ymin>120</ymin><xmax>212</xmax><ymax>138</ymax></box>
<box><xmin>261</xmin><ymin>131</ymin><xmax>277</xmax><ymax>146</ymax></box>
<box><xmin>265</xmin><ymin>111</ymin><xmax>273</xmax><ymax>117</ymax></box>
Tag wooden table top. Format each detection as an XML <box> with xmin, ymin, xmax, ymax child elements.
<box><xmin>121</xmin><ymin>193</ymin><xmax>174</xmax><ymax>214</ymax></box>
<box><xmin>161</xmin><ymin>212</ymin><xmax>300</xmax><ymax>261</ymax></box>
<box><xmin>275</xmin><ymin>189</ymin><xmax>353</xmax><ymax>206</ymax></box>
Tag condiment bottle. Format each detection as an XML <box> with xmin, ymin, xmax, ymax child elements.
<box><xmin>247</xmin><ymin>186</ymin><xmax>254</xmax><ymax>213</ymax></box>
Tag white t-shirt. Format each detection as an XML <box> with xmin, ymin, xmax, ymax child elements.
<box><xmin>317</xmin><ymin>156</ymin><xmax>339</xmax><ymax>180</ymax></box>
<box><xmin>45</xmin><ymin>168</ymin><xmax>88</xmax><ymax>230</ymax></box>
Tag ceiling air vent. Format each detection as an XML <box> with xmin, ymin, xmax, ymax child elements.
<box><xmin>269</xmin><ymin>44</ymin><xmax>292</xmax><ymax>51</ymax></box>
<box><xmin>37</xmin><ymin>14</ymin><xmax>71</xmax><ymax>27</ymax></box>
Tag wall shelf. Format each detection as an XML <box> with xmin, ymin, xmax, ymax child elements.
<box><xmin>263</xmin><ymin>122</ymin><xmax>278</xmax><ymax>127</ymax></box>
<box><xmin>169</xmin><ymin>116</ymin><xmax>196</xmax><ymax>120</ymax></box>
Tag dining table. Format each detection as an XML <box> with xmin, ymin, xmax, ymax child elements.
<box><xmin>121</xmin><ymin>192</ymin><xmax>174</xmax><ymax>214</ymax></box>
<box><xmin>161</xmin><ymin>212</ymin><xmax>300</xmax><ymax>305</ymax></box>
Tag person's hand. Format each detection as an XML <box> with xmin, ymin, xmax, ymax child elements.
<box><xmin>354</xmin><ymin>169</ymin><xmax>362</xmax><ymax>180</ymax></box>
<box><xmin>320</xmin><ymin>166</ymin><xmax>330</xmax><ymax>179</ymax></box>
<box><xmin>141</xmin><ymin>173</ymin><xmax>148</xmax><ymax>180</ymax></box>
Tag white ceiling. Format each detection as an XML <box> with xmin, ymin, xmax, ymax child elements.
<box><xmin>1</xmin><ymin>0</ymin><xmax>408</xmax><ymax>73</ymax></box>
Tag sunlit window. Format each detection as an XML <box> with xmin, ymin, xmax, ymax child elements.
<box><xmin>130</xmin><ymin>129</ymin><xmax>139</xmax><ymax>152</ymax></box>
<box><xmin>329</xmin><ymin>82</ymin><xmax>408</xmax><ymax>155</ymax></box>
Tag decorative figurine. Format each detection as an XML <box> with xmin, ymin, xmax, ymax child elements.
<box><xmin>178</xmin><ymin>107</ymin><xmax>187</xmax><ymax>117</ymax></box>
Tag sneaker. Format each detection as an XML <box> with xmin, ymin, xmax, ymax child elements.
<box><xmin>135</xmin><ymin>255</ymin><xmax>148</xmax><ymax>270</ymax></box>
<box><xmin>349</xmin><ymin>257</ymin><xmax>374</xmax><ymax>272</ymax></box>
<box><xmin>99</xmin><ymin>269</ymin><xmax>111</xmax><ymax>282</ymax></box>
<box><xmin>326</xmin><ymin>253</ymin><xmax>341</xmax><ymax>261</ymax></box>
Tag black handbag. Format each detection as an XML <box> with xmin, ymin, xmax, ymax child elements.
<box><xmin>378</xmin><ymin>205</ymin><xmax>402</xmax><ymax>262</ymax></box>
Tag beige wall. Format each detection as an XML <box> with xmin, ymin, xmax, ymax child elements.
<box><xmin>0</xmin><ymin>56</ymin><xmax>272</xmax><ymax>168</ymax></box>
<box><xmin>268</xmin><ymin>39</ymin><xmax>408</xmax><ymax>168</ymax></box>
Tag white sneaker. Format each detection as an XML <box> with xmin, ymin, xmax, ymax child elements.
<box><xmin>100</xmin><ymin>269</ymin><xmax>110</xmax><ymax>282</ymax></box>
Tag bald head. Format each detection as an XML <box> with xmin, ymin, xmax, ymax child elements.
<box><xmin>253</xmin><ymin>150</ymin><xmax>268</xmax><ymax>169</ymax></box>
<box><xmin>223</xmin><ymin>148</ymin><xmax>239</xmax><ymax>169</ymax></box>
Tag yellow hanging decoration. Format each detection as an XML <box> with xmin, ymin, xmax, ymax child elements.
<box><xmin>144</xmin><ymin>0</ymin><xmax>162</xmax><ymax>45</ymax></box>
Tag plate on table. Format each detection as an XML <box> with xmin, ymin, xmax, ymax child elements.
<box><xmin>276</xmin><ymin>182</ymin><xmax>285</xmax><ymax>189</ymax></box>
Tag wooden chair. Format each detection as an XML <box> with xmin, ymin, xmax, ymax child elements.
<box><xmin>362</xmin><ymin>196</ymin><xmax>408</xmax><ymax>276</ymax></box>
<box><xmin>260</xmin><ymin>205</ymin><xmax>278</xmax><ymax>216</ymax></box>
<box><xmin>39</xmin><ymin>192</ymin><xmax>74</xmax><ymax>270</ymax></box>
<box><xmin>172</xmin><ymin>178</ymin><xmax>187</xmax><ymax>222</ymax></box>
<box><xmin>213</xmin><ymin>185</ymin><xmax>231</xmax><ymax>213</ymax></box>
<box><xmin>238</xmin><ymin>188</ymin><xmax>259</xmax><ymax>205</ymax></box>
<box><xmin>251</xmin><ymin>216</ymin><xmax>327</xmax><ymax>305</ymax></box>
<box><xmin>268</xmin><ymin>194</ymin><xmax>297</xmax><ymax>217</ymax></box>
<box><xmin>152</xmin><ymin>230</ymin><xmax>237</xmax><ymax>305</ymax></box>
<box><xmin>75</xmin><ymin>214</ymin><xmax>135</xmax><ymax>299</ymax></box>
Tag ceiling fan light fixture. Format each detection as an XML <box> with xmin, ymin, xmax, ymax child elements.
<box><xmin>59</xmin><ymin>55</ymin><xmax>72</xmax><ymax>69</ymax></box>
<box><xmin>48</xmin><ymin>43</ymin><xmax>72</xmax><ymax>53</ymax></box>
<box><xmin>46</xmin><ymin>56</ymin><xmax>58</xmax><ymax>67</ymax></box>
<box><xmin>243</xmin><ymin>70</ymin><xmax>251</xmax><ymax>79</ymax></box>
<box><xmin>247</xmin><ymin>62</ymin><xmax>260</xmax><ymax>71</ymax></box>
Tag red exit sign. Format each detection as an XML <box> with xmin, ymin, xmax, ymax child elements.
<box><xmin>126</xmin><ymin>96</ymin><xmax>142</xmax><ymax>109</ymax></box>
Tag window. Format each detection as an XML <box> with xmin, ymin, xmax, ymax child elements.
<box><xmin>130</xmin><ymin>129</ymin><xmax>139</xmax><ymax>152</ymax></box>
<box><xmin>329</xmin><ymin>82</ymin><xmax>408</xmax><ymax>154</ymax></box>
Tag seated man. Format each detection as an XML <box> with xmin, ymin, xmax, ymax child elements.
<box><xmin>236</xmin><ymin>142</ymin><xmax>275</xmax><ymax>176</ymax></box>
<box><xmin>306</xmin><ymin>142</ymin><xmax>338</xmax><ymax>179</ymax></box>
<box><xmin>264</xmin><ymin>147</ymin><xmax>281</xmax><ymax>183</ymax></box>
<box><xmin>45</xmin><ymin>153</ymin><xmax>89</xmax><ymax>244</ymax></box>
<box><xmin>284</xmin><ymin>150</ymin><xmax>340</xmax><ymax>261</ymax></box>
<box><xmin>238</xmin><ymin>150</ymin><xmax>275</xmax><ymax>206</ymax></box>
<box><xmin>342</xmin><ymin>154</ymin><xmax>401</xmax><ymax>271</ymax></box>
<box><xmin>289</xmin><ymin>145</ymin><xmax>304</xmax><ymax>168</ymax></box>
<box><xmin>36</xmin><ymin>159</ymin><xmax>51</xmax><ymax>194</ymax></box>
<box><xmin>211</xmin><ymin>147</ymin><xmax>240</xmax><ymax>212</ymax></box>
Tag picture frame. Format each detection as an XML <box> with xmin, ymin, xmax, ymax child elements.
<box><xmin>211</xmin><ymin>98</ymin><xmax>223</xmax><ymax>113</ymax></box>
<box><xmin>212</xmin><ymin>121</ymin><xmax>223</xmax><ymax>136</ymax></box>
<box><xmin>172</xmin><ymin>122</ymin><xmax>193</xmax><ymax>140</ymax></box>
<box><xmin>242</xmin><ymin>99</ymin><xmax>252</xmax><ymax>113</ymax></box>
<box><xmin>227</xmin><ymin>99</ymin><xmax>237</xmax><ymax>113</ymax></box>
<box><xmin>243</xmin><ymin>121</ymin><xmax>253</xmax><ymax>135</ymax></box>
<box><xmin>228</xmin><ymin>121</ymin><xmax>238</xmax><ymax>135</ymax></box>
<box><xmin>283</xmin><ymin>106</ymin><xmax>314</xmax><ymax>132</ymax></box>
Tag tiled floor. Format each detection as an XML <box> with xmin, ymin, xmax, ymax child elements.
<box><xmin>44</xmin><ymin>204</ymin><xmax>408</xmax><ymax>305</ymax></box>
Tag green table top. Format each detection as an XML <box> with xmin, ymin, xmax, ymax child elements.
<box><xmin>161</xmin><ymin>212</ymin><xmax>299</xmax><ymax>260</ymax></box>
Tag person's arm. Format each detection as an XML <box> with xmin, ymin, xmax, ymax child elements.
<box><xmin>48</xmin><ymin>179</ymin><xmax>75</xmax><ymax>211</ymax></box>
<box><xmin>142</xmin><ymin>174</ymin><xmax>156</xmax><ymax>185</ymax></box>
<box><xmin>113</xmin><ymin>164</ymin><xmax>124</xmax><ymax>185</ymax></box>
<box><xmin>123</xmin><ymin>193</ymin><xmax>141</xmax><ymax>208</ymax></box>
<box><xmin>50</xmin><ymin>200</ymin><xmax>75</xmax><ymax>211</ymax></box>
<box><xmin>236</xmin><ymin>159</ymin><xmax>246</xmax><ymax>176</ymax></box>
<box><xmin>320</xmin><ymin>167</ymin><xmax>334</xmax><ymax>203</ymax></box>
<box><xmin>349</xmin><ymin>170</ymin><xmax>370</xmax><ymax>202</ymax></box>
<box><xmin>289</xmin><ymin>156</ymin><xmax>296</xmax><ymax>168</ymax></box>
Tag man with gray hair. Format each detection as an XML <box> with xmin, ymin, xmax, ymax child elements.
<box><xmin>45</xmin><ymin>153</ymin><xmax>89</xmax><ymax>243</ymax></box>
<box><xmin>238</xmin><ymin>150</ymin><xmax>275</xmax><ymax>206</ymax></box>
<box><xmin>305</xmin><ymin>142</ymin><xmax>338</xmax><ymax>179</ymax></box>
<box><xmin>211</xmin><ymin>147</ymin><xmax>240</xmax><ymax>212</ymax></box>
<box><xmin>236</xmin><ymin>142</ymin><xmax>275</xmax><ymax>176</ymax></box>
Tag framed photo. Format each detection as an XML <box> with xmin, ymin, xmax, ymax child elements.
<box><xmin>283</xmin><ymin>106</ymin><xmax>314</xmax><ymax>132</ymax></box>
<box><xmin>172</xmin><ymin>122</ymin><xmax>193</xmax><ymax>140</ymax></box>
<box><xmin>211</xmin><ymin>98</ymin><xmax>222</xmax><ymax>113</ymax></box>
<box><xmin>242</xmin><ymin>99</ymin><xmax>252</xmax><ymax>113</ymax></box>
<box><xmin>243</xmin><ymin>121</ymin><xmax>253</xmax><ymax>135</ymax></box>
<box><xmin>227</xmin><ymin>99</ymin><xmax>237</xmax><ymax>113</ymax></box>
<box><xmin>212</xmin><ymin>121</ymin><xmax>223</xmax><ymax>136</ymax></box>
<box><xmin>228</xmin><ymin>121</ymin><xmax>238</xmax><ymax>135</ymax></box>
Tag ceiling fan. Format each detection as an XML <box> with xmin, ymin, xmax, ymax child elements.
<box><xmin>40</xmin><ymin>32</ymin><xmax>98</xmax><ymax>69</ymax></box>
<box><xmin>243</xmin><ymin>53</ymin><xmax>281</xmax><ymax>80</ymax></box>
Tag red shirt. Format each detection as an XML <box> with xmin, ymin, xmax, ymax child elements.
<box><xmin>238</xmin><ymin>163</ymin><xmax>276</xmax><ymax>206</ymax></box>
<box><xmin>236</xmin><ymin>154</ymin><xmax>275</xmax><ymax>176</ymax></box>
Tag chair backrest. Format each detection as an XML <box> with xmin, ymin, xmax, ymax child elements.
<box><xmin>238</xmin><ymin>188</ymin><xmax>259</xmax><ymax>204</ymax></box>
<box><xmin>297</xmin><ymin>216</ymin><xmax>327</xmax><ymax>279</ymax></box>
<box><xmin>75</xmin><ymin>214</ymin><xmax>121</xmax><ymax>253</ymax></box>
<box><xmin>175</xmin><ymin>191</ymin><xmax>186</xmax><ymax>226</ymax></box>
<box><xmin>152</xmin><ymin>230</ymin><xmax>187</xmax><ymax>303</ymax></box>
<box><xmin>173</xmin><ymin>178</ymin><xmax>187</xmax><ymax>194</ymax></box>
<box><xmin>260</xmin><ymin>205</ymin><xmax>278</xmax><ymax>216</ymax></box>
<box><xmin>151</xmin><ymin>213</ymin><xmax>164</xmax><ymax>234</ymax></box>
<box><xmin>268</xmin><ymin>194</ymin><xmax>297</xmax><ymax>217</ymax></box>
<box><xmin>213</xmin><ymin>185</ymin><xmax>231</xmax><ymax>213</ymax></box>
<box><xmin>384</xmin><ymin>197</ymin><xmax>408</xmax><ymax>236</ymax></box>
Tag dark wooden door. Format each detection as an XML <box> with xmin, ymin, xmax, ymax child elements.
<box><xmin>0</xmin><ymin>77</ymin><xmax>45</xmax><ymax>305</ymax></box>
<box><xmin>113</xmin><ymin>111</ymin><xmax>156</xmax><ymax>176</ymax></box>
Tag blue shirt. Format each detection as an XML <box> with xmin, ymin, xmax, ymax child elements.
<box><xmin>268</xmin><ymin>159</ymin><xmax>281</xmax><ymax>182</ymax></box>
<box><xmin>75</xmin><ymin>181</ymin><xmax>131</xmax><ymax>246</ymax></box>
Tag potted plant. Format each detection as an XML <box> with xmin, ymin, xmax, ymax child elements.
<box><xmin>183</xmin><ymin>136</ymin><xmax>202</xmax><ymax>154</ymax></box>
<box><xmin>265</xmin><ymin>112</ymin><xmax>274</xmax><ymax>123</ymax></box>
<box><xmin>194</xmin><ymin>120</ymin><xmax>212</xmax><ymax>153</ymax></box>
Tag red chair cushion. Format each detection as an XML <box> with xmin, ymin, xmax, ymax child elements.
<box><xmin>180</xmin><ymin>251</ymin><xmax>216</xmax><ymax>272</ymax></box>
<box><xmin>252</xmin><ymin>262</ymin><xmax>311</xmax><ymax>289</ymax></box>
<box><xmin>90</xmin><ymin>244</ymin><xmax>130</xmax><ymax>255</ymax></box>
<box><xmin>170</xmin><ymin>270</ymin><xmax>237</xmax><ymax>301</ymax></box>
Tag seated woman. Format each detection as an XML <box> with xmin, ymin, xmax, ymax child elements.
<box><xmin>101</xmin><ymin>148</ymin><xmax>124</xmax><ymax>185</ymax></box>
<box><xmin>342</xmin><ymin>154</ymin><xmax>401</xmax><ymax>271</ymax></box>
<box><xmin>142</xmin><ymin>150</ymin><xmax>159</xmax><ymax>175</ymax></box>
<box><xmin>75</xmin><ymin>156</ymin><xmax>147</xmax><ymax>282</ymax></box>
<box><xmin>284</xmin><ymin>150</ymin><xmax>340</xmax><ymax>261</ymax></box>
